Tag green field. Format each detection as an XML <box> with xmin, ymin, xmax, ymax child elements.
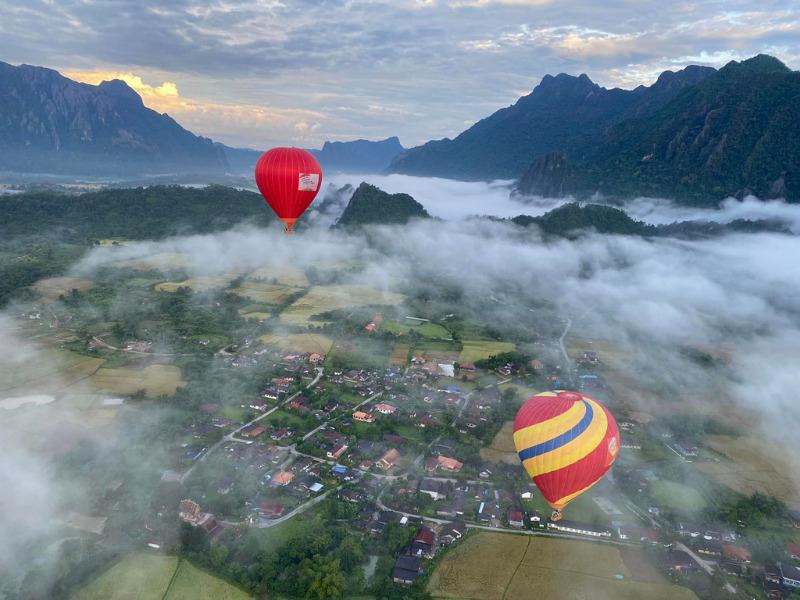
<box><xmin>166</xmin><ymin>561</ymin><xmax>251</xmax><ymax>600</ymax></box>
<box><xmin>650</xmin><ymin>480</ymin><xmax>708</xmax><ymax>514</ymax></box>
<box><xmin>458</xmin><ymin>340</ymin><xmax>516</xmax><ymax>363</ymax></box>
<box><xmin>381</xmin><ymin>320</ymin><xmax>451</xmax><ymax>339</ymax></box>
<box><xmin>74</xmin><ymin>553</ymin><xmax>178</xmax><ymax>600</ymax></box>
<box><xmin>74</xmin><ymin>554</ymin><xmax>251</xmax><ymax>600</ymax></box>
<box><xmin>428</xmin><ymin>533</ymin><xmax>697</xmax><ymax>600</ymax></box>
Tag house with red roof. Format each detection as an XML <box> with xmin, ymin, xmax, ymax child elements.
<box><xmin>507</xmin><ymin>509</ymin><xmax>525</xmax><ymax>528</ymax></box>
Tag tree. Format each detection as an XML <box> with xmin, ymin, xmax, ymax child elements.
<box><xmin>303</xmin><ymin>556</ymin><xmax>346</xmax><ymax>600</ymax></box>
<box><xmin>337</xmin><ymin>536</ymin><xmax>364</xmax><ymax>573</ymax></box>
<box><xmin>180</xmin><ymin>522</ymin><xmax>209</xmax><ymax>554</ymax></box>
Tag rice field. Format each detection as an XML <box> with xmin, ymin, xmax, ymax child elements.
<box><xmin>280</xmin><ymin>285</ymin><xmax>405</xmax><ymax>326</ymax></box>
<box><xmin>231</xmin><ymin>282</ymin><xmax>304</xmax><ymax>304</ymax></box>
<box><xmin>390</xmin><ymin>343</ymin><xmax>411</xmax><ymax>366</ymax></box>
<box><xmin>697</xmin><ymin>435</ymin><xmax>800</xmax><ymax>503</ymax></box>
<box><xmin>34</xmin><ymin>276</ymin><xmax>95</xmax><ymax>302</ymax></box>
<box><xmin>428</xmin><ymin>533</ymin><xmax>697</xmax><ymax>600</ymax></box>
<box><xmin>381</xmin><ymin>320</ymin><xmax>451</xmax><ymax>339</ymax></box>
<box><xmin>73</xmin><ymin>553</ymin><xmax>178</xmax><ymax>600</ymax></box>
<box><xmin>458</xmin><ymin>340</ymin><xmax>516</xmax><ymax>363</ymax></box>
<box><xmin>166</xmin><ymin>561</ymin><xmax>251</xmax><ymax>600</ymax></box>
<box><xmin>649</xmin><ymin>480</ymin><xmax>708</xmax><ymax>514</ymax></box>
<box><xmin>155</xmin><ymin>276</ymin><xmax>236</xmax><ymax>293</ymax></box>
<box><xmin>480</xmin><ymin>421</ymin><xmax>518</xmax><ymax>465</ymax></box>
<box><xmin>0</xmin><ymin>349</ymin><xmax>105</xmax><ymax>397</ymax></box>
<box><xmin>258</xmin><ymin>333</ymin><xmax>333</xmax><ymax>354</ymax></box>
<box><xmin>247</xmin><ymin>265</ymin><xmax>309</xmax><ymax>287</ymax></box>
<box><xmin>73</xmin><ymin>554</ymin><xmax>251</xmax><ymax>600</ymax></box>
<box><xmin>89</xmin><ymin>364</ymin><xmax>185</xmax><ymax>396</ymax></box>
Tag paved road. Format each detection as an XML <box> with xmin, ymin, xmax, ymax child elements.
<box><xmin>257</xmin><ymin>488</ymin><xmax>337</xmax><ymax>528</ymax></box>
<box><xmin>376</xmin><ymin>483</ymin><xmax>640</xmax><ymax>548</ymax></box>
<box><xmin>180</xmin><ymin>367</ymin><xmax>324</xmax><ymax>483</ymax></box>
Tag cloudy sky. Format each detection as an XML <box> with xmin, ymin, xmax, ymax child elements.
<box><xmin>1</xmin><ymin>0</ymin><xmax>798</xmax><ymax>149</ymax></box>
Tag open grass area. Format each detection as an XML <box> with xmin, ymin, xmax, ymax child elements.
<box><xmin>73</xmin><ymin>554</ymin><xmax>251</xmax><ymax>600</ymax></box>
<box><xmin>381</xmin><ymin>320</ymin><xmax>451</xmax><ymax>339</ymax></box>
<box><xmin>458</xmin><ymin>340</ymin><xmax>515</xmax><ymax>363</ymax></box>
<box><xmin>650</xmin><ymin>480</ymin><xmax>708</xmax><ymax>515</ymax></box>
<box><xmin>34</xmin><ymin>276</ymin><xmax>94</xmax><ymax>302</ymax></box>
<box><xmin>89</xmin><ymin>364</ymin><xmax>185</xmax><ymax>396</ymax></box>
<box><xmin>697</xmin><ymin>435</ymin><xmax>800</xmax><ymax>504</ymax></box>
<box><xmin>428</xmin><ymin>533</ymin><xmax>697</xmax><ymax>600</ymax></box>
<box><xmin>259</xmin><ymin>333</ymin><xmax>333</xmax><ymax>354</ymax></box>
<box><xmin>73</xmin><ymin>553</ymin><xmax>178</xmax><ymax>600</ymax></box>
<box><xmin>329</xmin><ymin>338</ymin><xmax>393</xmax><ymax>369</ymax></box>
<box><xmin>480</xmin><ymin>421</ymin><xmax>518</xmax><ymax>465</ymax></box>
<box><xmin>566</xmin><ymin>337</ymin><xmax>633</xmax><ymax>371</ymax></box>
<box><xmin>165</xmin><ymin>561</ymin><xmax>251</xmax><ymax>600</ymax></box>
<box><xmin>279</xmin><ymin>285</ymin><xmax>405</xmax><ymax>326</ymax></box>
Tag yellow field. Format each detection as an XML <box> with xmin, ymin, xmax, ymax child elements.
<box><xmin>480</xmin><ymin>421</ymin><xmax>518</xmax><ymax>465</ymax></box>
<box><xmin>280</xmin><ymin>285</ymin><xmax>405</xmax><ymax>326</ymax></box>
<box><xmin>74</xmin><ymin>553</ymin><xmax>178</xmax><ymax>600</ymax></box>
<box><xmin>232</xmin><ymin>282</ymin><xmax>303</xmax><ymax>304</ymax></box>
<box><xmin>697</xmin><ymin>435</ymin><xmax>800</xmax><ymax>503</ymax></box>
<box><xmin>247</xmin><ymin>265</ymin><xmax>309</xmax><ymax>287</ymax></box>
<box><xmin>155</xmin><ymin>276</ymin><xmax>236</xmax><ymax>293</ymax></box>
<box><xmin>458</xmin><ymin>340</ymin><xmax>515</xmax><ymax>364</ymax></box>
<box><xmin>258</xmin><ymin>333</ymin><xmax>333</xmax><ymax>354</ymax></box>
<box><xmin>89</xmin><ymin>364</ymin><xmax>185</xmax><ymax>396</ymax></box>
<box><xmin>429</xmin><ymin>533</ymin><xmax>698</xmax><ymax>600</ymax></box>
<box><xmin>73</xmin><ymin>554</ymin><xmax>251</xmax><ymax>600</ymax></box>
<box><xmin>34</xmin><ymin>276</ymin><xmax>94</xmax><ymax>302</ymax></box>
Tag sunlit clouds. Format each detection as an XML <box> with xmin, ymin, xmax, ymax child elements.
<box><xmin>1</xmin><ymin>0</ymin><xmax>798</xmax><ymax>146</ymax></box>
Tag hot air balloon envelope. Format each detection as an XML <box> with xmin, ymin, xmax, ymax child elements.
<box><xmin>513</xmin><ymin>390</ymin><xmax>619</xmax><ymax>518</ymax></box>
<box><xmin>254</xmin><ymin>147</ymin><xmax>323</xmax><ymax>233</ymax></box>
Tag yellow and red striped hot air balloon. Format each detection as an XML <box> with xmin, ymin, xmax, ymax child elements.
<box><xmin>513</xmin><ymin>390</ymin><xmax>620</xmax><ymax>521</ymax></box>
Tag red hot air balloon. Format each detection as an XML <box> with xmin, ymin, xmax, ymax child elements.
<box><xmin>513</xmin><ymin>390</ymin><xmax>620</xmax><ymax>521</ymax></box>
<box><xmin>254</xmin><ymin>147</ymin><xmax>323</xmax><ymax>233</ymax></box>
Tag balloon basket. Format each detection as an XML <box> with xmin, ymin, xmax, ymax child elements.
<box><xmin>283</xmin><ymin>226</ymin><xmax>296</xmax><ymax>234</ymax></box>
<box><xmin>550</xmin><ymin>510</ymin><xmax>562</xmax><ymax>522</ymax></box>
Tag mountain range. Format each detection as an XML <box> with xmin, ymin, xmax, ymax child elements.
<box><xmin>388</xmin><ymin>64</ymin><xmax>713</xmax><ymax>181</ymax></box>
<box><xmin>390</xmin><ymin>55</ymin><xmax>800</xmax><ymax>203</ymax></box>
<box><xmin>0</xmin><ymin>61</ymin><xmax>229</xmax><ymax>176</ymax></box>
<box><xmin>0</xmin><ymin>61</ymin><xmax>404</xmax><ymax>177</ymax></box>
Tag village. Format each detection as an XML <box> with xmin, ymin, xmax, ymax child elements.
<box><xmin>9</xmin><ymin>273</ymin><xmax>800</xmax><ymax>600</ymax></box>
<box><xmin>165</xmin><ymin>338</ymin><xmax>800</xmax><ymax>599</ymax></box>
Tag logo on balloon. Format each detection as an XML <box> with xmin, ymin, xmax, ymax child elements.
<box><xmin>607</xmin><ymin>436</ymin><xmax>619</xmax><ymax>461</ymax></box>
<box><xmin>298</xmin><ymin>173</ymin><xmax>320</xmax><ymax>192</ymax></box>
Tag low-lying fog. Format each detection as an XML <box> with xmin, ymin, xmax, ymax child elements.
<box><xmin>323</xmin><ymin>174</ymin><xmax>800</xmax><ymax>233</ymax></box>
<box><xmin>2</xmin><ymin>174</ymin><xmax>800</xmax><ymax>596</ymax></box>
